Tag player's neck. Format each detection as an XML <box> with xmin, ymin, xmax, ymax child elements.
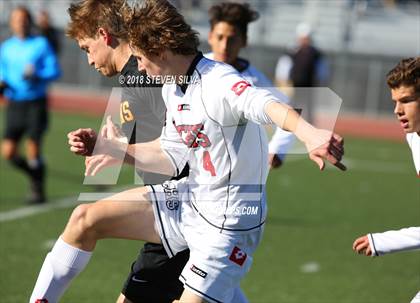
<box><xmin>14</xmin><ymin>33</ymin><xmax>29</xmax><ymax>40</ymax></box>
<box><xmin>168</xmin><ymin>53</ymin><xmax>198</xmax><ymax>85</ymax></box>
<box><xmin>114</xmin><ymin>43</ymin><xmax>132</xmax><ymax>73</ymax></box>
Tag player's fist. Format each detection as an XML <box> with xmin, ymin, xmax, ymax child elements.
<box><xmin>67</xmin><ymin>128</ymin><xmax>97</xmax><ymax>156</ymax></box>
<box><xmin>352</xmin><ymin>235</ymin><xmax>372</xmax><ymax>256</ymax></box>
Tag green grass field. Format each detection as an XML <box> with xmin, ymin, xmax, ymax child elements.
<box><xmin>0</xmin><ymin>110</ymin><xmax>419</xmax><ymax>302</ymax></box>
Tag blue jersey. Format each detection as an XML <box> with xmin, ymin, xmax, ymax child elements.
<box><xmin>0</xmin><ymin>35</ymin><xmax>61</xmax><ymax>102</ymax></box>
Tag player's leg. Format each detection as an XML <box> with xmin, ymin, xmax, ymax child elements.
<box><xmin>117</xmin><ymin>179</ymin><xmax>191</xmax><ymax>303</ymax></box>
<box><xmin>176</xmin><ymin>287</ymin><xmax>248</xmax><ymax>303</ymax></box>
<box><xmin>118</xmin><ymin>245</ymin><xmax>189</xmax><ymax>303</ymax></box>
<box><xmin>25</xmin><ymin>97</ymin><xmax>49</xmax><ymax>203</ymax></box>
<box><xmin>30</xmin><ymin>186</ymin><xmax>160</xmax><ymax>303</ymax></box>
<box><xmin>2</xmin><ymin>138</ymin><xmax>19</xmax><ymax>162</ymax></box>
<box><xmin>116</xmin><ymin>250</ymin><xmax>247</xmax><ymax>303</ymax></box>
<box><xmin>177</xmin><ymin>220</ymin><xmax>262</xmax><ymax>303</ymax></box>
<box><xmin>119</xmin><ymin>294</ymin><xmax>204</xmax><ymax>303</ymax></box>
<box><xmin>166</xmin><ymin>287</ymin><xmax>247</xmax><ymax>303</ymax></box>
<box><xmin>116</xmin><ymin>293</ymin><xmax>133</xmax><ymax>303</ymax></box>
<box><xmin>25</xmin><ymin>138</ymin><xmax>46</xmax><ymax>203</ymax></box>
<box><xmin>178</xmin><ymin>289</ymin><xmax>207</xmax><ymax>303</ymax></box>
<box><xmin>2</xmin><ymin>101</ymin><xmax>30</xmax><ymax>174</ymax></box>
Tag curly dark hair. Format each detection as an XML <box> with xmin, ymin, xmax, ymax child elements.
<box><xmin>127</xmin><ymin>0</ymin><xmax>199</xmax><ymax>58</ymax></box>
<box><xmin>386</xmin><ymin>57</ymin><xmax>420</xmax><ymax>93</ymax></box>
<box><xmin>209</xmin><ymin>2</ymin><xmax>259</xmax><ymax>43</ymax></box>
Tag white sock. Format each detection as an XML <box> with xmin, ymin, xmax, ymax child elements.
<box><xmin>29</xmin><ymin>237</ymin><xmax>92</xmax><ymax>303</ymax></box>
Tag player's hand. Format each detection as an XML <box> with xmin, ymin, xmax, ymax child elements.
<box><xmin>0</xmin><ymin>81</ymin><xmax>7</xmax><ymax>96</ymax></box>
<box><xmin>84</xmin><ymin>154</ymin><xmax>120</xmax><ymax>176</ymax></box>
<box><xmin>268</xmin><ymin>153</ymin><xmax>283</xmax><ymax>169</ymax></box>
<box><xmin>305</xmin><ymin>129</ymin><xmax>346</xmax><ymax>171</ymax></box>
<box><xmin>353</xmin><ymin>235</ymin><xmax>372</xmax><ymax>256</ymax></box>
<box><xmin>23</xmin><ymin>64</ymin><xmax>36</xmax><ymax>81</ymax></box>
<box><xmin>67</xmin><ymin>128</ymin><xmax>97</xmax><ymax>156</ymax></box>
<box><xmin>101</xmin><ymin>116</ymin><xmax>125</xmax><ymax>140</ymax></box>
<box><xmin>88</xmin><ymin>116</ymin><xmax>128</xmax><ymax>160</ymax></box>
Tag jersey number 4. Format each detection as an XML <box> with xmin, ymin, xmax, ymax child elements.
<box><xmin>203</xmin><ymin>151</ymin><xmax>216</xmax><ymax>176</ymax></box>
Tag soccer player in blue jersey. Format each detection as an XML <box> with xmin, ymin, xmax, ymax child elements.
<box><xmin>0</xmin><ymin>6</ymin><xmax>61</xmax><ymax>204</ymax></box>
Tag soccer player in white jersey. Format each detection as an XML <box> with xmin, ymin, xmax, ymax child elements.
<box><xmin>352</xmin><ymin>57</ymin><xmax>420</xmax><ymax>303</ymax></box>
<box><xmin>205</xmin><ymin>2</ymin><xmax>294</xmax><ymax>169</ymax></box>
<box><xmin>29</xmin><ymin>1</ymin><xmax>345</xmax><ymax>302</ymax></box>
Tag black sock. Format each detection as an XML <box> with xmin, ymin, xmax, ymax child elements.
<box><xmin>10</xmin><ymin>155</ymin><xmax>31</xmax><ymax>174</ymax></box>
<box><xmin>28</xmin><ymin>159</ymin><xmax>46</xmax><ymax>200</ymax></box>
<box><xmin>28</xmin><ymin>158</ymin><xmax>45</xmax><ymax>181</ymax></box>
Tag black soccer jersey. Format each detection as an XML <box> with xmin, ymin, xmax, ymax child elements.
<box><xmin>119</xmin><ymin>56</ymin><xmax>169</xmax><ymax>183</ymax></box>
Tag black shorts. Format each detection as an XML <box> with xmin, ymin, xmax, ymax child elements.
<box><xmin>121</xmin><ymin>243</ymin><xmax>189</xmax><ymax>303</ymax></box>
<box><xmin>4</xmin><ymin>97</ymin><xmax>48</xmax><ymax>142</ymax></box>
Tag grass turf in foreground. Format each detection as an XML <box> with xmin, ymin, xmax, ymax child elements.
<box><xmin>0</xmin><ymin>111</ymin><xmax>419</xmax><ymax>302</ymax></box>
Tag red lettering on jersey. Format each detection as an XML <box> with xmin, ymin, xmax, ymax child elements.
<box><xmin>229</xmin><ymin>246</ymin><xmax>247</xmax><ymax>266</ymax></box>
<box><xmin>35</xmin><ymin>299</ymin><xmax>49</xmax><ymax>303</ymax></box>
<box><xmin>231</xmin><ymin>81</ymin><xmax>251</xmax><ymax>96</ymax></box>
<box><xmin>203</xmin><ymin>151</ymin><xmax>216</xmax><ymax>176</ymax></box>
<box><xmin>173</xmin><ymin>122</ymin><xmax>216</xmax><ymax>176</ymax></box>
<box><xmin>174</xmin><ymin>123</ymin><xmax>211</xmax><ymax>149</ymax></box>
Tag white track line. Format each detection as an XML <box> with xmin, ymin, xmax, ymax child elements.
<box><xmin>0</xmin><ymin>188</ymin><xmax>131</xmax><ymax>223</ymax></box>
<box><xmin>0</xmin><ymin>158</ymin><xmax>410</xmax><ymax>223</ymax></box>
<box><xmin>0</xmin><ymin>196</ymin><xmax>79</xmax><ymax>223</ymax></box>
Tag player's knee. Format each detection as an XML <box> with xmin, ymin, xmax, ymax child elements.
<box><xmin>68</xmin><ymin>204</ymin><xmax>97</xmax><ymax>240</ymax></box>
<box><xmin>1</xmin><ymin>141</ymin><xmax>16</xmax><ymax>160</ymax></box>
<box><xmin>115</xmin><ymin>293</ymin><xmax>133</xmax><ymax>303</ymax></box>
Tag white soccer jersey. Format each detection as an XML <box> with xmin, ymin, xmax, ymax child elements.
<box><xmin>205</xmin><ymin>53</ymin><xmax>295</xmax><ymax>157</ymax></box>
<box><xmin>406</xmin><ymin>132</ymin><xmax>420</xmax><ymax>176</ymax></box>
<box><xmin>368</xmin><ymin>227</ymin><xmax>420</xmax><ymax>256</ymax></box>
<box><xmin>160</xmin><ymin>54</ymin><xmax>280</xmax><ymax>233</ymax></box>
<box><xmin>367</xmin><ymin>132</ymin><xmax>420</xmax><ymax>256</ymax></box>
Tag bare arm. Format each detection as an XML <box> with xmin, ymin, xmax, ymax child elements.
<box><xmin>265</xmin><ymin>101</ymin><xmax>345</xmax><ymax>171</ymax></box>
<box><xmin>82</xmin><ymin>117</ymin><xmax>175</xmax><ymax>176</ymax></box>
<box><xmin>124</xmin><ymin>138</ymin><xmax>175</xmax><ymax>176</ymax></box>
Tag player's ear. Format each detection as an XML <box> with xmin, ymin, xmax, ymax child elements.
<box><xmin>98</xmin><ymin>27</ymin><xmax>112</xmax><ymax>45</ymax></box>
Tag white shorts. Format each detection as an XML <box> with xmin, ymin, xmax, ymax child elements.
<box><xmin>148</xmin><ymin>179</ymin><xmax>264</xmax><ymax>303</ymax></box>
